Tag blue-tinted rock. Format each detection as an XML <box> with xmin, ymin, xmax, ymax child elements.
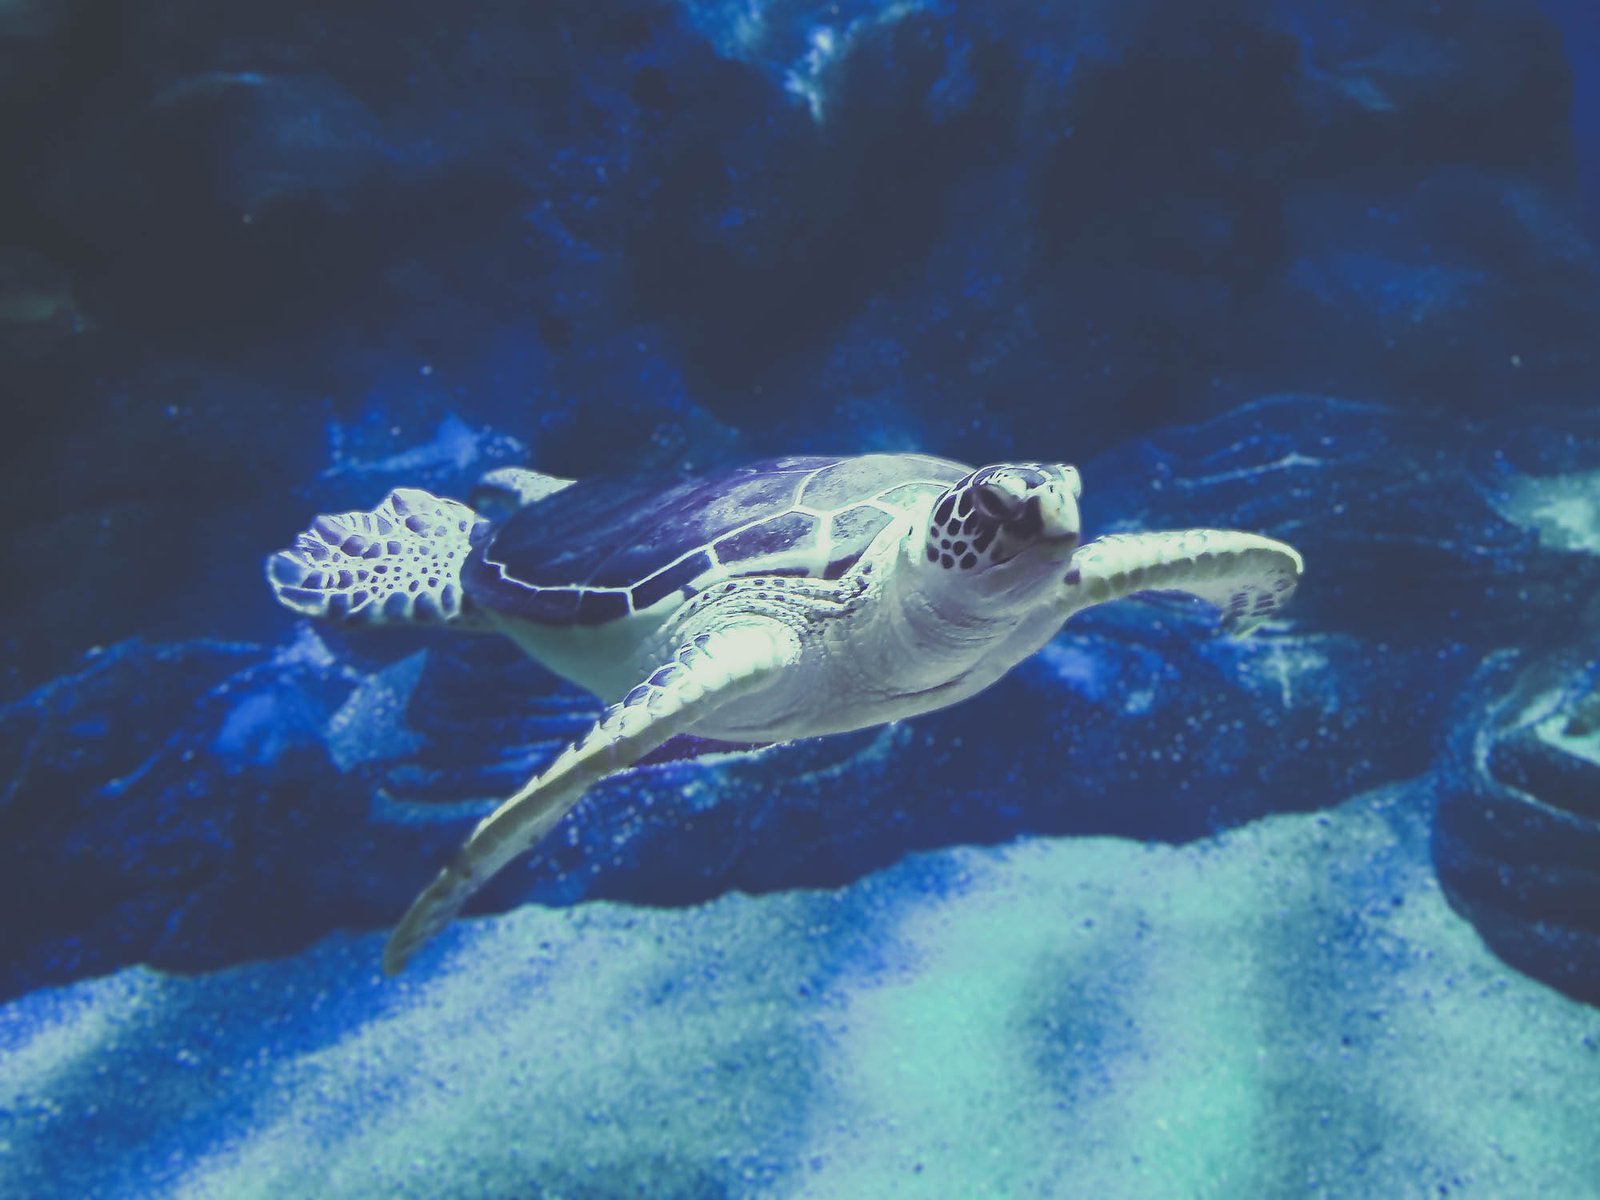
<box><xmin>0</xmin><ymin>635</ymin><xmax>404</xmax><ymax>992</ymax></box>
<box><xmin>0</xmin><ymin>364</ymin><xmax>337</xmax><ymax>701</ymax></box>
<box><xmin>0</xmin><ymin>0</ymin><xmax>1598</xmax><ymax>1016</ymax></box>
<box><xmin>1434</xmin><ymin>644</ymin><xmax>1600</xmax><ymax>1005</ymax></box>
<box><xmin>13</xmin><ymin>0</ymin><xmax>1594</xmax><ymax>424</ymax></box>
<box><xmin>1089</xmin><ymin>394</ymin><xmax>1600</xmax><ymax>646</ymax></box>
<box><xmin>0</xmin><ymin>394</ymin><xmax>1539</xmax><ymax>997</ymax></box>
<box><xmin>3</xmin><ymin>0</ymin><xmax>1598</xmax><ymax>703</ymax></box>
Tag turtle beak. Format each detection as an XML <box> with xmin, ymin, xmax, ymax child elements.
<box><xmin>1013</xmin><ymin>464</ymin><xmax>1079</xmax><ymax>552</ymax></box>
<box><xmin>1037</xmin><ymin>478</ymin><xmax>1080</xmax><ymax>550</ymax></box>
<box><xmin>983</xmin><ymin>474</ymin><xmax>1080</xmax><ymax>568</ymax></box>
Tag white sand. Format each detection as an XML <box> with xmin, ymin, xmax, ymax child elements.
<box><xmin>3</xmin><ymin>784</ymin><xmax>1597</xmax><ymax>1200</ymax></box>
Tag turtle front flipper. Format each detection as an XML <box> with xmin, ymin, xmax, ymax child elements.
<box><xmin>1061</xmin><ymin>529</ymin><xmax>1303</xmax><ymax>633</ymax></box>
<box><xmin>382</xmin><ymin>619</ymin><xmax>803</xmax><ymax>974</ymax></box>
<box><xmin>267</xmin><ymin>488</ymin><xmax>492</xmax><ymax>629</ymax></box>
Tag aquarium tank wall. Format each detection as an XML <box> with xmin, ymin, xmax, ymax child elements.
<box><xmin>2</xmin><ymin>0</ymin><xmax>1599</xmax><ymax>1196</ymax></box>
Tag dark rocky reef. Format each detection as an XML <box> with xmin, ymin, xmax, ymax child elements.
<box><xmin>2</xmin><ymin>396</ymin><xmax>1584</xmax><ymax>1001</ymax></box>
<box><xmin>5</xmin><ymin>0</ymin><xmax>1599</xmax><ymax>696</ymax></box>
<box><xmin>1435</xmin><ymin>645</ymin><xmax>1600</xmax><ymax>1006</ymax></box>
<box><xmin>1</xmin><ymin>0</ymin><xmax>1598</xmax><ymax>1003</ymax></box>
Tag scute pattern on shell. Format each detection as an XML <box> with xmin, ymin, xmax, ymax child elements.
<box><xmin>463</xmin><ymin>454</ymin><xmax>968</xmax><ymax>626</ymax></box>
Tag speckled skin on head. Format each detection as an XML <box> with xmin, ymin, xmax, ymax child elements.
<box><xmin>266</xmin><ymin>455</ymin><xmax>1303</xmax><ymax>972</ymax></box>
<box><xmin>924</xmin><ymin>463</ymin><xmax>1082</xmax><ymax>571</ymax></box>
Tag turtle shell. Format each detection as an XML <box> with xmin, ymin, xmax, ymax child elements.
<box><xmin>462</xmin><ymin>454</ymin><xmax>967</xmax><ymax>626</ymax></box>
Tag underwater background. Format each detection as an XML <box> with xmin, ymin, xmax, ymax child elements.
<box><xmin>4</xmin><ymin>0</ymin><xmax>1600</xmax><ymax>1196</ymax></box>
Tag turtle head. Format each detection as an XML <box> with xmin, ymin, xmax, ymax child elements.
<box><xmin>917</xmin><ymin>463</ymin><xmax>1081</xmax><ymax>599</ymax></box>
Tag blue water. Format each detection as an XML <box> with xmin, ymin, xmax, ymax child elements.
<box><xmin>3</xmin><ymin>2</ymin><xmax>1599</xmax><ymax>1196</ymax></box>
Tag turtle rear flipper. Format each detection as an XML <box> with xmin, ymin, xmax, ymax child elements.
<box><xmin>470</xmin><ymin>465</ymin><xmax>575</xmax><ymax>515</ymax></box>
<box><xmin>267</xmin><ymin>487</ymin><xmax>492</xmax><ymax>628</ymax></box>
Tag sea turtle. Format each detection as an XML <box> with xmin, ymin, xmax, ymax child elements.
<box><xmin>267</xmin><ymin>454</ymin><xmax>1303</xmax><ymax>972</ymax></box>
